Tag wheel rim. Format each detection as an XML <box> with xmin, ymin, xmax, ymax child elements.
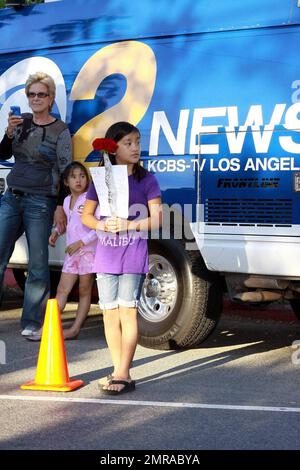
<box><xmin>139</xmin><ymin>254</ymin><xmax>178</xmax><ymax>322</ymax></box>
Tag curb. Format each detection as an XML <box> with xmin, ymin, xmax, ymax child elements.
<box><xmin>223</xmin><ymin>298</ymin><xmax>299</xmax><ymax>323</ymax></box>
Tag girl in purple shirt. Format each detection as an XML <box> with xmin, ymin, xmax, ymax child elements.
<box><xmin>82</xmin><ymin>122</ymin><xmax>162</xmax><ymax>395</ymax></box>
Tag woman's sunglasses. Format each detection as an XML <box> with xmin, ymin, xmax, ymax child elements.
<box><xmin>27</xmin><ymin>92</ymin><xmax>49</xmax><ymax>99</ymax></box>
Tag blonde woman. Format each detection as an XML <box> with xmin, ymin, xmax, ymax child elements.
<box><xmin>0</xmin><ymin>72</ymin><xmax>72</xmax><ymax>336</ymax></box>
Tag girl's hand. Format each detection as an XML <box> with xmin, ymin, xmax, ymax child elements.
<box><xmin>104</xmin><ymin>217</ymin><xmax>128</xmax><ymax>233</ymax></box>
<box><xmin>65</xmin><ymin>240</ymin><xmax>84</xmax><ymax>256</ymax></box>
<box><xmin>6</xmin><ymin>112</ymin><xmax>23</xmax><ymax>137</ymax></box>
<box><xmin>49</xmin><ymin>232</ymin><xmax>59</xmax><ymax>247</ymax></box>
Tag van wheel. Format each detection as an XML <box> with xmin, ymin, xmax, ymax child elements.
<box><xmin>138</xmin><ymin>239</ymin><xmax>223</xmax><ymax>350</ymax></box>
<box><xmin>12</xmin><ymin>268</ymin><xmax>60</xmax><ymax>297</ymax></box>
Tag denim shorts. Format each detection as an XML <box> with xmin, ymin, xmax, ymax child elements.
<box><xmin>96</xmin><ymin>273</ymin><xmax>146</xmax><ymax>309</ymax></box>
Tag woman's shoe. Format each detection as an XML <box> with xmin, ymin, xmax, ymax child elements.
<box><xmin>21</xmin><ymin>325</ymin><xmax>40</xmax><ymax>337</ymax></box>
<box><xmin>26</xmin><ymin>330</ymin><xmax>78</xmax><ymax>341</ymax></box>
<box><xmin>25</xmin><ymin>331</ymin><xmax>42</xmax><ymax>342</ymax></box>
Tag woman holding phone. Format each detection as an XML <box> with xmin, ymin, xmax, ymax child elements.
<box><xmin>0</xmin><ymin>71</ymin><xmax>72</xmax><ymax>336</ymax></box>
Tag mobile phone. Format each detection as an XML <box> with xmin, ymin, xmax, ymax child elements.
<box><xmin>10</xmin><ymin>106</ymin><xmax>21</xmax><ymax>117</ymax></box>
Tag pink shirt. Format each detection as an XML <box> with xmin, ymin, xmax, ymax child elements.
<box><xmin>63</xmin><ymin>192</ymin><xmax>97</xmax><ymax>253</ymax></box>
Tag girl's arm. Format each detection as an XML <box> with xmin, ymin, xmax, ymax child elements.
<box><xmin>65</xmin><ymin>240</ymin><xmax>84</xmax><ymax>255</ymax></box>
<box><xmin>81</xmin><ymin>199</ymin><xmax>106</xmax><ymax>231</ymax></box>
<box><xmin>82</xmin><ymin>197</ymin><xmax>163</xmax><ymax>234</ymax></box>
<box><xmin>106</xmin><ymin>197</ymin><xmax>162</xmax><ymax>233</ymax></box>
<box><xmin>81</xmin><ymin>228</ymin><xmax>98</xmax><ymax>245</ymax></box>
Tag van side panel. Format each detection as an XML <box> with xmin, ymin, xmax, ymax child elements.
<box><xmin>1</xmin><ymin>1</ymin><xmax>300</xmax><ymax>275</ymax></box>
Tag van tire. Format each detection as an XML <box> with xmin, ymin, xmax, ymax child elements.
<box><xmin>138</xmin><ymin>239</ymin><xmax>223</xmax><ymax>350</ymax></box>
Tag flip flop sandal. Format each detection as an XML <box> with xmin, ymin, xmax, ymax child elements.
<box><xmin>100</xmin><ymin>379</ymin><xmax>136</xmax><ymax>395</ymax></box>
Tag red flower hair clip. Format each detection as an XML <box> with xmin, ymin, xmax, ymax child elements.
<box><xmin>92</xmin><ymin>138</ymin><xmax>118</xmax><ymax>154</ymax></box>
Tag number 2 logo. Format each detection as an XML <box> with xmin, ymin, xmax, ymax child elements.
<box><xmin>0</xmin><ymin>41</ymin><xmax>157</xmax><ymax>168</ymax></box>
<box><xmin>70</xmin><ymin>40</ymin><xmax>157</xmax><ymax>165</ymax></box>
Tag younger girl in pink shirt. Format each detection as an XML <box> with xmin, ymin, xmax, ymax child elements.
<box><xmin>28</xmin><ymin>162</ymin><xmax>97</xmax><ymax>341</ymax></box>
<box><xmin>52</xmin><ymin>162</ymin><xmax>97</xmax><ymax>339</ymax></box>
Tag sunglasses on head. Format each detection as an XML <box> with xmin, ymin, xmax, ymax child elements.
<box><xmin>27</xmin><ymin>92</ymin><xmax>49</xmax><ymax>99</ymax></box>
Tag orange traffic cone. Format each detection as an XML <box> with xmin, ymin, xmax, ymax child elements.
<box><xmin>21</xmin><ymin>299</ymin><xmax>84</xmax><ymax>392</ymax></box>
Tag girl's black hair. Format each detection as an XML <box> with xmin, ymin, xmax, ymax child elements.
<box><xmin>63</xmin><ymin>161</ymin><xmax>90</xmax><ymax>192</ymax></box>
<box><xmin>102</xmin><ymin>121</ymin><xmax>147</xmax><ymax>182</ymax></box>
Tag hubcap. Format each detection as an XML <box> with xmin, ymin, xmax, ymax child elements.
<box><xmin>139</xmin><ymin>254</ymin><xmax>178</xmax><ymax>322</ymax></box>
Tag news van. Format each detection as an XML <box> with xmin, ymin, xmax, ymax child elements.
<box><xmin>1</xmin><ymin>0</ymin><xmax>300</xmax><ymax>349</ymax></box>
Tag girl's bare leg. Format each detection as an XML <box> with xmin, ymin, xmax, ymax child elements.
<box><xmin>100</xmin><ymin>308</ymin><xmax>122</xmax><ymax>386</ymax></box>
<box><xmin>33</xmin><ymin>273</ymin><xmax>78</xmax><ymax>336</ymax></box>
<box><xmin>63</xmin><ymin>273</ymin><xmax>94</xmax><ymax>338</ymax></box>
<box><xmin>56</xmin><ymin>272</ymin><xmax>79</xmax><ymax>312</ymax></box>
<box><xmin>103</xmin><ymin>306</ymin><xmax>138</xmax><ymax>392</ymax></box>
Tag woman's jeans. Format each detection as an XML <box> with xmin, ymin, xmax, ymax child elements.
<box><xmin>0</xmin><ymin>190</ymin><xmax>56</xmax><ymax>329</ymax></box>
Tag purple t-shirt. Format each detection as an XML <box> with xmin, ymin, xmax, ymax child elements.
<box><xmin>86</xmin><ymin>171</ymin><xmax>161</xmax><ymax>274</ymax></box>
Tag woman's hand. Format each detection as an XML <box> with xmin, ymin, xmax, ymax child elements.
<box><xmin>65</xmin><ymin>240</ymin><xmax>83</xmax><ymax>256</ymax></box>
<box><xmin>6</xmin><ymin>112</ymin><xmax>23</xmax><ymax>138</ymax></box>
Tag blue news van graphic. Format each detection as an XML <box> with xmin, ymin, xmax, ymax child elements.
<box><xmin>1</xmin><ymin>0</ymin><xmax>300</xmax><ymax>349</ymax></box>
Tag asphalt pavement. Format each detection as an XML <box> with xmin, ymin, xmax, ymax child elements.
<box><xmin>1</xmin><ymin>291</ymin><xmax>300</xmax><ymax>453</ymax></box>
